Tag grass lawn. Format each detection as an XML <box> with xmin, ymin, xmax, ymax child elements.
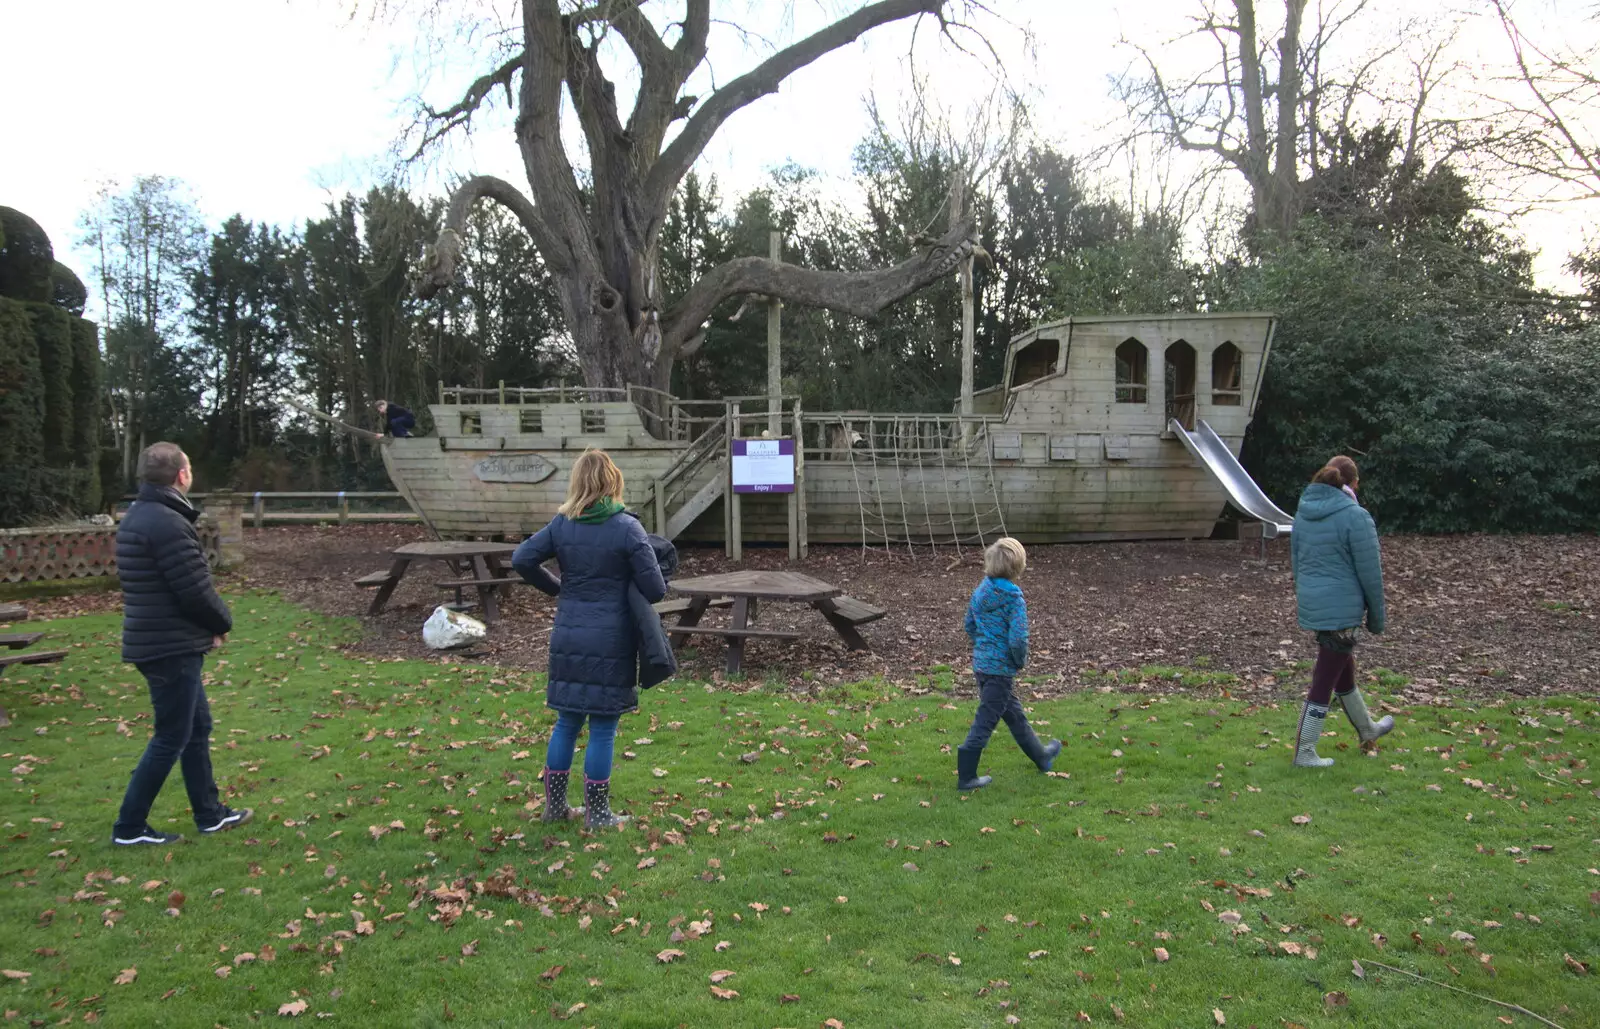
<box><xmin>1</xmin><ymin>594</ymin><xmax>1596</xmax><ymax>1028</ymax></box>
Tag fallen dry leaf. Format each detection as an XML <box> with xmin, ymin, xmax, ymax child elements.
<box><xmin>1154</xmin><ymin>947</ymin><xmax>1170</xmax><ymax>962</ymax></box>
<box><xmin>540</xmin><ymin>965</ymin><xmax>564</xmax><ymax>981</ymax></box>
<box><xmin>714</xmin><ymin>941</ymin><xmax>731</xmax><ymax>952</ymax></box>
<box><xmin>825</xmin><ymin>1021</ymin><xmax>846</xmax><ymax>1029</ymax></box>
<box><xmin>709</xmin><ymin>985</ymin><xmax>738</xmax><ymax>1000</ymax></box>
<box><xmin>1218</xmin><ymin>911</ymin><xmax>1242</xmax><ymax>925</ymax></box>
<box><xmin>656</xmin><ymin>949</ymin><xmax>686</xmax><ymax>963</ymax></box>
<box><xmin>1291</xmin><ymin>814</ymin><xmax>1311</xmax><ymax>826</ymax></box>
<box><xmin>709</xmin><ymin>970</ymin><xmax>736</xmax><ymax>984</ymax></box>
<box><xmin>1028</xmin><ymin>950</ymin><xmax>1049</xmax><ymax>960</ymax></box>
<box><xmin>214</xmin><ymin>966</ymin><xmax>231</xmax><ymax>979</ymax></box>
<box><xmin>1213</xmin><ymin>1009</ymin><xmax>1226</xmax><ymax>1025</ymax></box>
<box><xmin>1</xmin><ymin>970</ymin><xmax>31</xmax><ymax>980</ymax></box>
<box><xmin>460</xmin><ymin>940</ymin><xmax>479</xmax><ymax>958</ymax></box>
<box><xmin>1352</xmin><ymin>959</ymin><xmax>1365</xmax><ymax>979</ymax></box>
<box><xmin>113</xmin><ymin>968</ymin><xmax>137</xmax><ymax>986</ymax></box>
<box><xmin>780</xmin><ymin>993</ymin><xmax>800</xmax><ymax>1003</ymax></box>
<box><xmin>1324</xmin><ymin>991</ymin><xmax>1349</xmax><ymax>1010</ymax></box>
<box><xmin>1565</xmin><ymin>953</ymin><xmax>1590</xmax><ymax>975</ymax></box>
<box><xmin>277</xmin><ymin>999</ymin><xmax>308</xmax><ymax>1017</ymax></box>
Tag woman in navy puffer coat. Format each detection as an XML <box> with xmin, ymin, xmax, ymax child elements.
<box><xmin>1288</xmin><ymin>455</ymin><xmax>1394</xmax><ymax>768</ymax></box>
<box><xmin>513</xmin><ymin>450</ymin><xmax>667</xmax><ymax>828</ymax></box>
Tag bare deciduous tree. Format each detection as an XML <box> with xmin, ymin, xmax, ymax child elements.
<box><xmin>1485</xmin><ymin>0</ymin><xmax>1600</xmax><ymax>204</ymax></box>
<box><xmin>412</xmin><ymin>0</ymin><xmax>989</xmax><ymax>397</ymax></box>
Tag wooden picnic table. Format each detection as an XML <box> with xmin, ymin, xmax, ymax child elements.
<box><xmin>359</xmin><ymin>540</ymin><xmax>520</xmax><ymax>624</ymax></box>
<box><xmin>0</xmin><ymin>603</ymin><xmax>68</xmax><ymax>727</ymax></box>
<box><xmin>665</xmin><ymin>570</ymin><xmax>887</xmax><ymax>675</ymax></box>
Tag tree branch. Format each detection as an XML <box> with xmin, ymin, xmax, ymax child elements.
<box><xmin>412</xmin><ymin>53</ymin><xmax>522</xmax><ymax>160</ymax></box>
<box><xmin>644</xmin><ymin>0</ymin><xmax>946</xmax><ymax>215</ymax></box>
<box><xmin>660</xmin><ymin>217</ymin><xmax>978</xmax><ymax>357</ymax></box>
<box><xmin>418</xmin><ymin>175</ymin><xmax>563</xmax><ymax>299</ymax></box>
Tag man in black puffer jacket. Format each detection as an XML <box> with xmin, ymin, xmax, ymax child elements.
<box><xmin>111</xmin><ymin>443</ymin><xmax>252</xmax><ymax>846</ymax></box>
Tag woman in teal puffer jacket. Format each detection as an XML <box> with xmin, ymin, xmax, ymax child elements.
<box><xmin>1289</xmin><ymin>456</ymin><xmax>1395</xmax><ymax>767</ymax></box>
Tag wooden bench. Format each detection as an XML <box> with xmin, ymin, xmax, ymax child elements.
<box><xmin>0</xmin><ymin>602</ymin><xmax>27</xmax><ymax>622</ymax></box>
<box><xmin>0</xmin><ymin>632</ymin><xmax>46</xmax><ymax>650</ymax></box>
<box><xmin>434</xmin><ymin>577</ymin><xmax>524</xmax><ymax>589</ymax></box>
<box><xmin>827</xmin><ymin>595</ymin><xmax>887</xmax><ymax>626</ymax></box>
<box><xmin>653</xmin><ymin>596</ymin><xmax>733</xmax><ymax>617</ymax></box>
<box><xmin>667</xmin><ymin>626</ymin><xmax>801</xmax><ymax>642</ymax></box>
<box><xmin>355</xmin><ymin>570</ymin><xmax>398</xmax><ymax>588</ymax></box>
<box><xmin>0</xmin><ymin>650</ymin><xmax>67</xmax><ymax>672</ymax></box>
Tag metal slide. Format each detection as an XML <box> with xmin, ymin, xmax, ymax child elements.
<box><xmin>1168</xmin><ymin>418</ymin><xmax>1294</xmax><ymax>538</ymax></box>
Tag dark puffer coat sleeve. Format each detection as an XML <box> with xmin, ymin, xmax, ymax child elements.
<box><xmin>155</xmin><ymin>531</ymin><xmax>233</xmax><ymax>637</ymax></box>
<box><xmin>512</xmin><ymin>524</ymin><xmax>561</xmax><ymax>596</ymax></box>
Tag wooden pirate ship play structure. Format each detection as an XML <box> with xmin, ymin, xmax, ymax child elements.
<box><xmin>323</xmin><ymin>312</ymin><xmax>1277</xmax><ymax>554</ymax></box>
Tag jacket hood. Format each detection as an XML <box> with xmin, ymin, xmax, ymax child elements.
<box><xmin>1295</xmin><ymin>482</ymin><xmax>1357</xmax><ymax>522</ymax></box>
<box><xmin>977</xmin><ymin>576</ymin><xmax>1021</xmax><ymax>609</ymax></box>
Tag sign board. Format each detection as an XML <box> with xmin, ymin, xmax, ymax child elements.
<box><xmin>731</xmin><ymin>438</ymin><xmax>795</xmax><ymax>493</ymax></box>
<box><xmin>473</xmin><ymin>453</ymin><xmax>557</xmax><ymax>484</ymax></box>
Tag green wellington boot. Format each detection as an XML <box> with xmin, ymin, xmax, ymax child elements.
<box><xmin>1338</xmin><ymin>687</ymin><xmax>1395</xmax><ymax>744</ymax></box>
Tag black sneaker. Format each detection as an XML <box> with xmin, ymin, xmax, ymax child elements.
<box><xmin>113</xmin><ymin>827</ymin><xmax>184</xmax><ymax>846</ymax></box>
<box><xmin>199</xmin><ymin>807</ymin><xmax>254</xmax><ymax>834</ymax></box>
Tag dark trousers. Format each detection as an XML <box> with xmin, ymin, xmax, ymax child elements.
<box><xmin>114</xmin><ymin>653</ymin><xmax>225</xmax><ymax>834</ymax></box>
<box><xmin>962</xmin><ymin>673</ymin><xmax>1035</xmax><ymax>752</ymax></box>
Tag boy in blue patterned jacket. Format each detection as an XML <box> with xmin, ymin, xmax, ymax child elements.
<box><xmin>958</xmin><ymin>538</ymin><xmax>1062</xmax><ymax>790</ymax></box>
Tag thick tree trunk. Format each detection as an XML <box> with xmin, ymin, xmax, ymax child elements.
<box><xmin>418</xmin><ymin>0</ymin><xmax>964</xmax><ymax>398</ymax></box>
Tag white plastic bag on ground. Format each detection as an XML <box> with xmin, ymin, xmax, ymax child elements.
<box><xmin>422</xmin><ymin>605</ymin><xmax>486</xmax><ymax>650</ymax></box>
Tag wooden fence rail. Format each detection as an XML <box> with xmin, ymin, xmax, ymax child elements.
<box><xmin>114</xmin><ymin>492</ymin><xmax>420</xmax><ymax>527</ymax></box>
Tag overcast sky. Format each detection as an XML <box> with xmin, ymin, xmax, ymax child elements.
<box><xmin>4</xmin><ymin>0</ymin><xmax>1594</xmax><ymax>317</ymax></box>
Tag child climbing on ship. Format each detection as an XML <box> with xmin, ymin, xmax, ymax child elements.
<box><xmin>957</xmin><ymin>538</ymin><xmax>1062</xmax><ymax>790</ymax></box>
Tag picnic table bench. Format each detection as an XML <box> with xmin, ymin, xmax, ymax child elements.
<box><xmin>664</xmin><ymin>570</ymin><xmax>887</xmax><ymax>674</ymax></box>
<box><xmin>356</xmin><ymin>540</ymin><xmax>521</xmax><ymax>624</ymax></box>
<box><xmin>0</xmin><ymin>604</ymin><xmax>67</xmax><ymax>728</ymax></box>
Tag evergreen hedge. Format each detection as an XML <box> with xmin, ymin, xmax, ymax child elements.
<box><xmin>29</xmin><ymin>303</ymin><xmax>74</xmax><ymax>467</ymax></box>
<box><xmin>0</xmin><ymin>207</ymin><xmax>54</xmax><ymax>304</ymax></box>
<box><xmin>70</xmin><ymin>317</ymin><xmax>102</xmax><ymax>511</ymax></box>
<box><xmin>0</xmin><ymin>297</ymin><xmax>46</xmax><ymax>525</ymax></box>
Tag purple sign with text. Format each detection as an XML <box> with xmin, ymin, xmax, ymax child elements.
<box><xmin>731</xmin><ymin>438</ymin><xmax>796</xmax><ymax>493</ymax></box>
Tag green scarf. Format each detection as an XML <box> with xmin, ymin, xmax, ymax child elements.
<box><xmin>575</xmin><ymin>497</ymin><xmax>625</xmax><ymax>524</ymax></box>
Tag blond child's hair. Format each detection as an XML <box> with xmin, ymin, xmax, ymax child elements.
<box><xmin>983</xmin><ymin>537</ymin><xmax>1026</xmax><ymax>579</ymax></box>
<box><xmin>558</xmin><ymin>449</ymin><xmax>626</xmax><ymax>518</ymax></box>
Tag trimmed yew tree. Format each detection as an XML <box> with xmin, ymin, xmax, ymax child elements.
<box><xmin>417</xmin><ymin>0</ymin><xmax>983</xmax><ymax>397</ymax></box>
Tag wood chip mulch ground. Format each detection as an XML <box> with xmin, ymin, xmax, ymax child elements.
<box><xmin>22</xmin><ymin>524</ymin><xmax>1598</xmax><ymax>700</ymax></box>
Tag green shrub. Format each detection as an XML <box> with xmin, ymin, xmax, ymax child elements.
<box><xmin>29</xmin><ymin>303</ymin><xmax>74</xmax><ymax>467</ymax></box>
<box><xmin>0</xmin><ymin>297</ymin><xmax>45</xmax><ymax>526</ymax></box>
<box><xmin>51</xmin><ymin>261</ymin><xmax>87</xmax><ymax>315</ymax></box>
<box><xmin>0</xmin><ymin>207</ymin><xmax>54</xmax><ymax>304</ymax></box>
<box><xmin>70</xmin><ymin>318</ymin><xmax>102</xmax><ymax>511</ymax></box>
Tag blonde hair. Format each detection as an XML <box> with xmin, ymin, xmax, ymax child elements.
<box><xmin>984</xmin><ymin>537</ymin><xmax>1027</xmax><ymax>579</ymax></box>
<box><xmin>559</xmin><ymin>449</ymin><xmax>626</xmax><ymax>518</ymax></box>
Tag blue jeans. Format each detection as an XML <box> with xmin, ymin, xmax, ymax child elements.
<box><xmin>545</xmin><ymin>710</ymin><xmax>619</xmax><ymax>781</ymax></box>
<box><xmin>962</xmin><ymin>673</ymin><xmax>1034</xmax><ymax>752</ymax></box>
<box><xmin>114</xmin><ymin>653</ymin><xmax>227</xmax><ymax>834</ymax></box>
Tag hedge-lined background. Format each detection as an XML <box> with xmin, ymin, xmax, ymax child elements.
<box><xmin>0</xmin><ymin>207</ymin><xmax>101</xmax><ymax>526</ymax></box>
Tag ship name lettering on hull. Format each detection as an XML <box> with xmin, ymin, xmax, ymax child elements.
<box><xmin>473</xmin><ymin>454</ymin><xmax>557</xmax><ymax>484</ymax></box>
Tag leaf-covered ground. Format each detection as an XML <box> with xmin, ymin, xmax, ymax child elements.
<box><xmin>1</xmin><ymin>594</ymin><xmax>1596</xmax><ymax>1027</ymax></box>
<box><xmin>169</xmin><ymin>525</ymin><xmax>1600</xmax><ymax>696</ymax></box>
